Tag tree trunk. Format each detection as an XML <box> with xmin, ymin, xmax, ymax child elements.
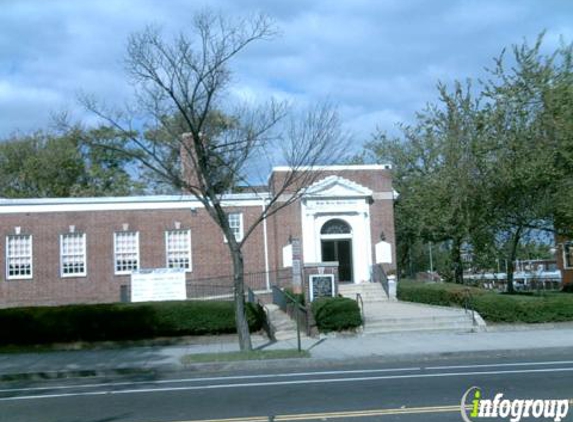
<box><xmin>505</xmin><ymin>227</ymin><xmax>522</xmax><ymax>294</ymax></box>
<box><xmin>231</xmin><ymin>246</ymin><xmax>252</xmax><ymax>351</ymax></box>
<box><xmin>452</xmin><ymin>237</ymin><xmax>464</xmax><ymax>284</ymax></box>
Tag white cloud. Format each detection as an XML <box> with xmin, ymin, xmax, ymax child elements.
<box><xmin>0</xmin><ymin>0</ymin><xmax>571</xmax><ymax>142</ymax></box>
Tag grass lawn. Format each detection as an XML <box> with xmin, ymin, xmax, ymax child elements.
<box><xmin>180</xmin><ymin>349</ymin><xmax>310</xmax><ymax>364</ymax></box>
<box><xmin>397</xmin><ymin>280</ymin><xmax>573</xmax><ymax>323</ymax></box>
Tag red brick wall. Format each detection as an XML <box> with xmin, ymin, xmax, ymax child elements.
<box><xmin>0</xmin><ymin>167</ymin><xmax>397</xmax><ymax>308</ymax></box>
<box><xmin>556</xmin><ymin>236</ymin><xmax>572</xmax><ymax>285</ymax></box>
<box><xmin>0</xmin><ymin>206</ymin><xmax>268</xmax><ymax>308</ymax></box>
<box><xmin>267</xmin><ymin>200</ymin><xmax>303</xmax><ymax>274</ymax></box>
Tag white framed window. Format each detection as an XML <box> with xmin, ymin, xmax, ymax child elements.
<box><xmin>114</xmin><ymin>231</ymin><xmax>139</xmax><ymax>274</ymax></box>
<box><xmin>564</xmin><ymin>242</ymin><xmax>573</xmax><ymax>269</ymax></box>
<box><xmin>60</xmin><ymin>233</ymin><xmax>87</xmax><ymax>277</ymax></box>
<box><xmin>6</xmin><ymin>235</ymin><xmax>33</xmax><ymax>279</ymax></box>
<box><xmin>227</xmin><ymin>212</ymin><xmax>243</xmax><ymax>242</ymax></box>
<box><xmin>166</xmin><ymin>229</ymin><xmax>192</xmax><ymax>271</ymax></box>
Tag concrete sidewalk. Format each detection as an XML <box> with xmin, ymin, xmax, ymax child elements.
<box><xmin>2</xmin><ymin>325</ymin><xmax>573</xmax><ymax>380</ymax></box>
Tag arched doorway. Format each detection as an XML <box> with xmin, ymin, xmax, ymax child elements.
<box><xmin>320</xmin><ymin>219</ymin><xmax>353</xmax><ymax>282</ymax></box>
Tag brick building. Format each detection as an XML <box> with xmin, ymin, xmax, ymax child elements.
<box><xmin>556</xmin><ymin>236</ymin><xmax>573</xmax><ymax>286</ymax></box>
<box><xmin>0</xmin><ymin>165</ymin><xmax>396</xmax><ymax>308</ymax></box>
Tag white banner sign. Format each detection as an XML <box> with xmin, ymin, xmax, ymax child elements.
<box><xmin>131</xmin><ymin>268</ymin><xmax>187</xmax><ymax>302</ymax></box>
<box><xmin>375</xmin><ymin>241</ymin><xmax>393</xmax><ymax>264</ymax></box>
<box><xmin>282</xmin><ymin>244</ymin><xmax>293</xmax><ymax>268</ymax></box>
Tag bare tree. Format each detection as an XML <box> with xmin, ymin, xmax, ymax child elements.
<box><xmin>81</xmin><ymin>12</ymin><xmax>348</xmax><ymax>350</ymax></box>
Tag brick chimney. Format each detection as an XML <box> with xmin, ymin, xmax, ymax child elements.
<box><xmin>180</xmin><ymin>132</ymin><xmax>201</xmax><ymax>193</ymax></box>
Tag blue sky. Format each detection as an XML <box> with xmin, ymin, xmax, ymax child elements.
<box><xmin>1</xmin><ymin>0</ymin><xmax>572</xmax><ymax>145</ymax></box>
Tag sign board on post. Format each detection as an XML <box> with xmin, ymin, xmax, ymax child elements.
<box><xmin>309</xmin><ymin>274</ymin><xmax>335</xmax><ymax>301</ymax></box>
<box><xmin>375</xmin><ymin>241</ymin><xmax>392</xmax><ymax>264</ymax></box>
<box><xmin>282</xmin><ymin>244</ymin><xmax>293</xmax><ymax>268</ymax></box>
<box><xmin>131</xmin><ymin>268</ymin><xmax>187</xmax><ymax>302</ymax></box>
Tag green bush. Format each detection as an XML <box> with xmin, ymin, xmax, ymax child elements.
<box><xmin>311</xmin><ymin>297</ymin><xmax>362</xmax><ymax>332</ymax></box>
<box><xmin>562</xmin><ymin>284</ymin><xmax>573</xmax><ymax>293</ymax></box>
<box><xmin>397</xmin><ymin>281</ymin><xmax>573</xmax><ymax>323</ymax></box>
<box><xmin>0</xmin><ymin>301</ymin><xmax>265</xmax><ymax>346</ymax></box>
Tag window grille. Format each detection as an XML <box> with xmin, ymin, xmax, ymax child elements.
<box><xmin>166</xmin><ymin>229</ymin><xmax>191</xmax><ymax>270</ymax></box>
<box><xmin>6</xmin><ymin>235</ymin><xmax>32</xmax><ymax>279</ymax></box>
<box><xmin>114</xmin><ymin>232</ymin><xmax>139</xmax><ymax>274</ymax></box>
<box><xmin>228</xmin><ymin>213</ymin><xmax>243</xmax><ymax>241</ymax></box>
<box><xmin>61</xmin><ymin>233</ymin><xmax>86</xmax><ymax>276</ymax></box>
<box><xmin>321</xmin><ymin>219</ymin><xmax>351</xmax><ymax>235</ymax></box>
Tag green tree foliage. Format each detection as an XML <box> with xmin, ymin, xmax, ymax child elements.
<box><xmin>363</xmin><ymin>82</ymin><xmax>487</xmax><ymax>283</ymax></box>
<box><xmin>0</xmin><ymin>127</ymin><xmax>142</xmax><ymax>198</ymax></box>
<box><xmin>361</xmin><ymin>34</ymin><xmax>573</xmax><ymax>288</ymax></box>
<box><xmin>478</xmin><ymin>35</ymin><xmax>573</xmax><ymax>291</ymax></box>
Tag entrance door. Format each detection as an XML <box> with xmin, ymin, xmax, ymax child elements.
<box><xmin>321</xmin><ymin>239</ymin><xmax>353</xmax><ymax>282</ymax></box>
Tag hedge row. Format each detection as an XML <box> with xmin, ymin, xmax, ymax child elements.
<box><xmin>311</xmin><ymin>297</ymin><xmax>362</xmax><ymax>332</ymax></box>
<box><xmin>0</xmin><ymin>301</ymin><xmax>265</xmax><ymax>346</ymax></box>
<box><xmin>397</xmin><ymin>281</ymin><xmax>573</xmax><ymax>323</ymax></box>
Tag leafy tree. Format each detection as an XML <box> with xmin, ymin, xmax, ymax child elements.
<box><xmin>361</xmin><ymin>34</ymin><xmax>573</xmax><ymax>291</ymax></box>
<box><xmin>362</xmin><ymin>82</ymin><xmax>486</xmax><ymax>283</ymax></box>
<box><xmin>480</xmin><ymin>35</ymin><xmax>573</xmax><ymax>292</ymax></box>
<box><xmin>0</xmin><ymin>132</ymin><xmax>83</xmax><ymax>198</ymax></box>
<box><xmin>0</xmin><ymin>128</ymin><xmax>142</xmax><ymax>198</ymax></box>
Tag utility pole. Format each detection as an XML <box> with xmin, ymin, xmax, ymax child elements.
<box><xmin>429</xmin><ymin>242</ymin><xmax>434</xmax><ymax>274</ymax></box>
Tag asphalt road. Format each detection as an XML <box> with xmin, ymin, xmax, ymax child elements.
<box><xmin>1</xmin><ymin>352</ymin><xmax>573</xmax><ymax>422</ymax></box>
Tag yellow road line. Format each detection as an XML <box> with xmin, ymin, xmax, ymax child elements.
<box><xmin>161</xmin><ymin>404</ymin><xmax>471</xmax><ymax>422</ymax></box>
<box><xmin>274</xmin><ymin>405</ymin><xmax>466</xmax><ymax>421</ymax></box>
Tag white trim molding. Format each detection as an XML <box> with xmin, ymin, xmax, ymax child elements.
<box><xmin>0</xmin><ymin>194</ymin><xmax>269</xmax><ymax>214</ymax></box>
<box><xmin>272</xmin><ymin>164</ymin><xmax>392</xmax><ymax>172</ymax></box>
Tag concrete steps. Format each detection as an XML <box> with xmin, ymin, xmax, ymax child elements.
<box><xmin>265</xmin><ymin>304</ymin><xmax>308</xmax><ymax>341</ymax></box>
<box><xmin>265</xmin><ymin>286</ymin><xmax>485</xmax><ymax>339</ymax></box>
<box><xmin>338</xmin><ymin>284</ymin><xmax>483</xmax><ymax>335</ymax></box>
<box><xmin>338</xmin><ymin>283</ymin><xmax>389</xmax><ymax>302</ymax></box>
<box><xmin>360</xmin><ymin>301</ymin><xmax>483</xmax><ymax>335</ymax></box>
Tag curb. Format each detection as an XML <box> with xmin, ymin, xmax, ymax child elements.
<box><xmin>0</xmin><ymin>367</ymin><xmax>159</xmax><ymax>382</ymax></box>
<box><xmin>3</xmin><ymin>346</ymin><xmax>573</xmax><ymax>382</ymax></box>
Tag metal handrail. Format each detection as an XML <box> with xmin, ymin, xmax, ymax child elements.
<box><xmin>247</xmin><ymin>287</ymin><xmax>274</xmax><ymax>340</ymax></box>
<box><xmin>372</xmin><ymin>264</ymin><xmax>390</xmax><ymax>298</ymax></box>
<box><xmin>271</xmin><ymin>286</ymin><xmax>309</xmax><ymax>351</ymax></box>
<box><xmin>463</xmin><ymin>288</ymin><xmax>477</xmax><ymax>327</ymax></box>
<box><xmin>356</xmin><ymin>293</ymin><xmax>365</xmax><ymax>329</ymax></box>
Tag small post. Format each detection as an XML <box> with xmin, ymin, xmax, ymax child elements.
<box><xmin>429</xmin><ymin>241</ymin><xmax>434</xmax><ymax>273</ymax></box>
<box><xmin>291</xmin><ymin>238</ymin><xmax>302</xmax><ymax>294</ymax></box>
<box><xmin>296</xmin><ymin>306</ymin><xmax>301</xmax><ymax>353</ymax></box>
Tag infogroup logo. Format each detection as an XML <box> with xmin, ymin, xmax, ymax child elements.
<box><xmin>461</xmin><ymin>386</ymin><xmax>571</xmax><ymax>422</ymax></box>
